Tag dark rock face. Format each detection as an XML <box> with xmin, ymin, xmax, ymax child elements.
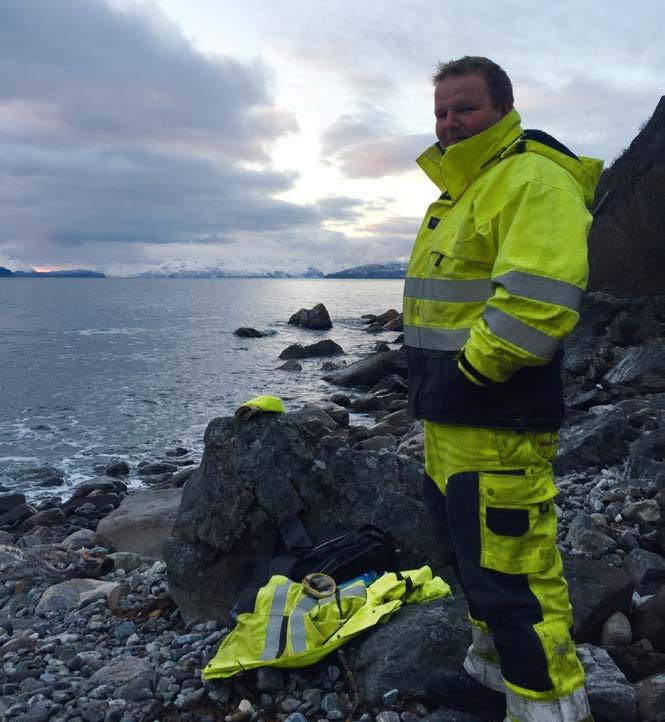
<box><xmin>564</xmin><ymin>559</ymin><xmax>634</xmax><ymax>642</ymax></box>
<box><xmin>604</xmin><ymin>341</ymin><xmax>665</xmax><ymax>395</ymax></box>
<box><xmin>323</xmin><ymin>350</ymin><xmax>407</xmax><ymax>388</ymax></box>
<box><xmin>554</xmin><ymin>407</ymin><xmax>629</xmax><ymax>474</ymax></box>
<box><xmin>588</xmin><ymin>96</ymin><xmax>665</xmax><ymax>295</ymax></box>
<box><xmin>279</xmin><ymin>340</ymin><xmax>344</xmax><ymax>360</ymax></box>
<box><xmin>288</xmin><ymin>303</ymin><xmax>332</xmax><ymax>330</ymax></box>
<box><xmin>163</xmin><ymin>413</ymin><xmax>435</xmax><ymax>622</ymax></box>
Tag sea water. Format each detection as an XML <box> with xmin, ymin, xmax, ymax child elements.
<box><xmin>0</xmin><ymin>278</ymin><xmax>404</xmax><ymax>498</ymax></box>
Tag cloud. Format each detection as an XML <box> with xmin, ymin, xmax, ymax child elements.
<box><xmin>0</xmin><ymin>0</ymin><xmax>319</xmax><ymax>261</ymax></box>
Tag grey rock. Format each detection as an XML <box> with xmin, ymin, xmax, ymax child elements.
<box><xmin>284</xmin><ymin>714</ymin><xmax>308</xmax><ymax>722</ymax></box>
<box><xmin>0</xmin><ymin>502</ymin><xmax>38</xmax><ymax>526</ymax></box>
<box><xmin>566</xmin><ymin>512</ymin><xmax>618</xmax><ymax>558</ymax></box>
<box><xmin>70</xmin><ymin>477</ymin><xmax>126</xmax><ymax>499</ymax></box>
<box><xmin>35</xmin><ymin>579</ymin><xmax>121</xmax><ymax>616</ymax></box>
<box><xmin>279</xmin><ymin>340</ymin><xmax>344</xmax><ymax>360</ymax></box>
<box><xmin>630</xmin><ymin>429</ymin><xmax>665</xmax><ymax>463</ymax></box>
<box><xmin>381</xmin><ymin>689</ymin><xmax>400</xmax><ymax>705</ymax></box>
<box><xmin>601</xmin><ymin>612</ymin><xmax>632</xmax><ymax>647</ymax></box>
<box><xmin>96</xmin><ymin>488</ymin><xmax>183</xmax><ymax>559</ymax></box>
<box><xmin>578</xmin><ymin>644</ymin><xmax>637</xmax><ymax>722</ymax></box>
<box><xmin>376</xmin><ymin>713</ymin><xmax>400</xmax><ymax>722</ymax></box>
<box><xmin>90</xmin><ymin>655</ymin><xmax>155</xmax><ymax>688</ymax></box>
<box><xmin>23</xmin><ymin>701</ymin><xmax>53</xmax><ymax>722</ymax></box>
<box><xmin>61</xmin><ymin>529</ymin><xmax>98</xmax><ymax>549</ymax></box>
<box><xmin>353</xmin><ymin>435</ymin><xmax>397</xmax><ymax>452</ymax></box>
<box><xmin>170</xmin><ymin>465</ymin><xmax>198</xmax><ymax>488</ymax></box>
<box><xmin>288</xmin><ymin>303</ymin><xmax>332</xmax><ymax>330</ymax></box>
<box><xmin>281</xmin><ymin>698</ymin><xmax>301</xmax><ymax>713</ymax></box>
<box><xmin>107</xmin><ymin>552</ymin><xmax>143</xmax><ymax>572</ymax></box>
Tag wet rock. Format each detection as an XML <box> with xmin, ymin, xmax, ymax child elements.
<box><xmin>0</xmin><ymin>493</ymin><xmax>25</xmax><ymax>514</ymax></box>
<box><xmin>323</xmin><ymin>350</ymin><xmax>407</xmax><ymax>388</ymax></box>
<box><xmin>170</xmin><ymin>465</ymin><xmax>198</xmax><ymax>488</ymax></box>
<box><xmin>353</xmin><ymin>435</ymin><xmax>397</xmax><ymax>452</ymax></box>
<box><xmin>564</xmin><ymin>558</ymin><xmax>634</xmax><ymax>641</ymax></box>
<box><xmin>279</xmin><ymin>340</ymin><xmax>344</xmax><ymax>360</ymax></box>
<box><xmin>14</xmin><ymin>466</ymin><xmax>64</xmax><ymax>483</ymax></box>
<box><xmin>21</xmin><ymin>508</ymin><xmax>66</xmax><ymax>531</ymax></box>
<box><xmin>601</xmin><ymin>612</ymin><xmax>632</xmax><ymax>646</ymax></box>
<box><xmin>288</xmin><ymin>303</ymin><xmax>332</xmax><ymax>330</ymax></box>
<box><xmin>566</xmin><ymin>512</ymin><xmax>618</xmax><ymax>558</ymax></box>
<box><xmin>70</xmin><ymin>477</ymin><xmax>127</xmax><ymax>499</ymax></box>
<box><xmin>105</xmin><ymin>461</ymin><xmax>130</xmax><ymax>478</ymax></box>
<box><xmin>234</xmin><ymin>328</ymin><xmax>265</xmax><ymax>338</ymax></box>
<box><xmin>137</xmin><ymin>463</ymin><xmax>178</xmax><ymax>476</ymax></box>
<box><xmin>577</xmin><ymin>644</ymin><xmax>637</xmax><ymax>722</ymax></box>
<box><xmin>96</xmin><ymin>488</ymin><xmax>183</xmax><ymax>559</ymax></box>
<box><xmin>277</xmin><ymin>360</ymin><xmax>303</xmax><ymax>371</ymax></box>
<box><xmin>0</xmin><ymin>503</ymin><xmax>38</xmax><ymax>527</ymax></box>
<box><xmin>329</xmin><ymin>393</ymin><xmax>350</xmax><ymax>407</ymax></box>
<box><xmin>554</xmin><ymin>406</ymin><xmax>629</xmax><ymax>474</ymax></box>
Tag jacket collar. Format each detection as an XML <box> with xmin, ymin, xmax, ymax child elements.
<box><xmin>416</xmin><ymin>109</ymin><xmax>523</xmax><ymax>200</ymax></box>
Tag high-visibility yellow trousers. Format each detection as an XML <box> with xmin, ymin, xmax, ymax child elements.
<box><xmin>423</xmin><ymin>421</ymin><xmax>593</xmax><ymax>722</ymax></box>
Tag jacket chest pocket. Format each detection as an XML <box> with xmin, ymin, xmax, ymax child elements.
<box><xmin>428</xmin><ymin>217</ymin><xmax>496</xmax><ymax>274</ymax></box>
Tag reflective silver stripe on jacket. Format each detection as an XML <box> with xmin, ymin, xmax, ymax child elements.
<box><xmin>403</xmin><ymin>325</ymin><xmax>470</xmax><ymax>351</ymax></box>
<box><xmin>404</xmin><ymin>276</ymin><xmax>492</xmax><ymax>303</ymax></box>
<box><xmin>484</xmin><ymin>307</ymin><xmax>560</xmax><ymax>359</ymax></box>
<box><xmin>289</xmin><ymin>595</ymin><xmax>317</xmax><ymax>654</ymax></box>
<box><xmin>260</xmin><ymin>581</ymin><xmax>291</xmax><ymax>660</ymax></box>
<box><xmin>492</xmin><ymin>271</ymin><xmax>583</xmax><ymax>310</ymax></box>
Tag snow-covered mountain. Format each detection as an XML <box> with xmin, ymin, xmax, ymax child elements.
<box><xmin>0</xmin><ymin>254</ymin><xmax>35</xmax><ymax>273</ymax></box>
<box><xmin>325</xmin><ymin>262</ymin><xmax>407</xmax><ymax>279</ymax></box>
<box><xmin>137</xmin><ymin>258</ymin><xmax>325</xmax><ymax>279</ymax></box>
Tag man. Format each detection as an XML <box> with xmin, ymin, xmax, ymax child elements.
<box><xmin>403</xmin><ymin>57</ymin><xmax>603</xmax><ymax>722</ymax></box>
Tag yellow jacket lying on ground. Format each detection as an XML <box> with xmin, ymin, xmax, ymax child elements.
<box><xmin>203</xmin><ymin>566</ymin><xmax>450</xmax><ymax>679</ymax></box>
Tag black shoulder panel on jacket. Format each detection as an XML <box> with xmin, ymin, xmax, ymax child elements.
<box><xmin>522</xmin><ymin>129</ymin><xmax>579</xmax><ymax>161</ymax></box>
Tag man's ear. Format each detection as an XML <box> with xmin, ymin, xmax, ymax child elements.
<box><xmin>499</xmin><ymin>101</ymin><xmax>514</xmax><ymax>117</ymax></box>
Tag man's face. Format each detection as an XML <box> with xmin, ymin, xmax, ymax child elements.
<box><xmin>434</xmin><ymin>73</ymin><xmax>512</xmax><ymax>148</ymax></box>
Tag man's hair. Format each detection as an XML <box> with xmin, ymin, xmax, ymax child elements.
<box><xmin>432</xmin><ymin>56</ymin><xmax>514</xmax><ymax>109</ymax></box>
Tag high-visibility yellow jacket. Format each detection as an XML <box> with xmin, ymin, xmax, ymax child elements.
<box><xmin>404</xmin><ymin>109</ymin><xmax>603</xmax><ymax>430</ymax></box>
<box><xmin>202</xmin><ymin>566</ymin><xmax>450</xmax><ymax>679</ymax></box>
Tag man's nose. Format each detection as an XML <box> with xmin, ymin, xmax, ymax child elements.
<box><xmin>444</xmin><ymin>111</ymin><xmax>460</xmax><ymax>127</ymax></box>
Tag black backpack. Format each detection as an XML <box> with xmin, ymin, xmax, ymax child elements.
<box><xmin>278</xmin><ymin>522</ymin><xmax>398</xmax><ymax>584</ymax></box>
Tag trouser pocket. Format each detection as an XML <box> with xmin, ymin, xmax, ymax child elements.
<box><xmin>478</xmin><ymin>471</ymin><xmax>558</xmax><ymax>574</ymax></box>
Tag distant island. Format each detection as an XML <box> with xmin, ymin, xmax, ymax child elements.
<box><xmin>2</xmin><ymin>269</ymin><xmax>106</xmax><ymax>278</ymax></box>
<box><xmin>325</xmin><ymin>262</ymin><xmax>407</xmax><ymax>279</ymax></box>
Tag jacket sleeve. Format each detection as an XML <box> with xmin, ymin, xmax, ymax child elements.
<box><xmin>459</xmin><ymin>178</ymin><xmax>590</xmax><ymax>385</ymax></box>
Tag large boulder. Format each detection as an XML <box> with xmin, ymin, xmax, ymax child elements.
<box><xmin>587</xmin><ymin>96</ymin><xmax>665</xmax><ymax>295</ymax></box>
<box><xmin>323</xmin><ymin>350</ymin><xmax>407</xmax><ymax>388</ymax></box>
<box><xmin>350</xmin><ymin>594</ymin><xmax>506</xmax><ymax>720</ymax></box>
<box><xmin>163</xmin><ymin>413</ymin><xmax>437</xmax><ymax>622</ymax></box>
<box><xmin>577</xmin><ymin>644</ymin><xmax>637</xmax><ymax>722</ymax></box>
<box><xmin>96</xmin><ymin>488</ymin><xmax>183</xmax><ymax>559</ymax></box>
<box><xmin>288</xmin><ymin>303</ymin><xmax>332</xmax><ymax>330</ymax></box>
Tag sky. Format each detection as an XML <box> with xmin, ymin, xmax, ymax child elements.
<box><xmin>1</xmin><ymin>0</ymin><xmax>664</xmax><ymax>275</ymax></box>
